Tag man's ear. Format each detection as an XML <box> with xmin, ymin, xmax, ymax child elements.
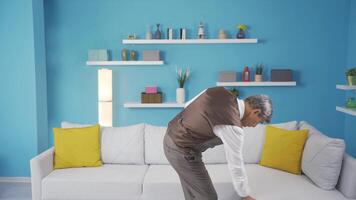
<box><xmin>252</xmin><ymin>109</ymin><xmax>261</xmax><ymax>116</ymax></box>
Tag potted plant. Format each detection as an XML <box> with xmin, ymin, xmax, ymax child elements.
<box><xmin>176</xmin><ymin>68</ymin><xmax>190</xmax><ymax>103</ymax></box>
<box><xmin>236</xmin><ymin>24</ymin><xmax>247</xmax><ymax>39</ymax></box>
<box><xmin>255</xmin><ymin>64</ymin><xmax>263</xmax><ymax>82</ymax></box>
<box><xmin>229</xmin><ymin>88</ymin><xmax>240</xmax><ymax>97</ymax></box>
<box><xmin>346</xmin><ymin>68</ymin><xmax>356</xmax><ymax>86</ymax></box>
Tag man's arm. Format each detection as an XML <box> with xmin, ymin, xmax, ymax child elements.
<box><xmin>213</xmin><ymin>125</ymin><xmax>252</xmax><ymax>198</ymax></box>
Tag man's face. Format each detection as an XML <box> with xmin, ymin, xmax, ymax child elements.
<box><xmin>242</xmin><ymin>109</ymin><xmax>264</xmax><ymax>127</ymax></box>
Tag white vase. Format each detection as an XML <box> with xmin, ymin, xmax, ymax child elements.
<box><xmin>176</xmin><ymin>88</ymin><xmax>185</xmax><ymax>103</ymax></box>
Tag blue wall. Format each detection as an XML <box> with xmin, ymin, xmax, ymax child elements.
<box><xmin>45</xmin><ymin>0</ymin><xmax>349</xmax><ymax>144</ymax></box>
<box><xmin>345</xmin><ymin>0</ymin><xmax>356</xmax><ymax>157</ymax></box>
<box><xmin>0</xmin><ymin>0</ymin><xmax>48</xmax><ymax>176</ymax></box>
<box><xmin>1</xmin><ymin>0</ymin><xmax>355</xmax><ymax>177</ymax></box>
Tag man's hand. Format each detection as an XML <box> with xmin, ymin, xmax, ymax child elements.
<box><xmin>242</xmin><ymin>196</ymin><xmax>255</xmax><ymax>200</ymax></box>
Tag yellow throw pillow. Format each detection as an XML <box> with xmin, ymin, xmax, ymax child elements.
<box><xmin>53</xmin><ymin>124</ymin><xmax>102</xmax><ymax>169</ymax></box>
<box><xmin>260</xmin><ymin>125</ymin><xmax>309</xmax><ymax>174</ymax></box>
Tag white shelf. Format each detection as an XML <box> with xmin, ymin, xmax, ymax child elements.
<box><xmin>336</xmin><ymin>85</ymin><xmax>356</xmax><ymax>90</ymax></box>
<box><xmin>124</xmin><ymin>102</ymin><xmax>185</xmax><ymax>108</ymax></box>
<box><xmin>336</xmin><ymin>106</ymin><xmax>356</xmax><ymax>116</ymax></box>
<box><xmin>86</xmin><ymin>61</ymin><xmax>164</xmax><ymax>66</ymax></box>
<box><xmin>122</xmin><ymin>39</ymin><xmax>258</xmax><ymax>44</ymax></box>
<box><xmin>216</xmin><ymin>81</ymin><xmax>297</xmax><ymax>87</ymax></box>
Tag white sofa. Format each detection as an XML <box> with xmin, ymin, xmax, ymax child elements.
<box><xmin>30</xmin><ymin>121</ymin><xmax>356</xmax><ymax>200</ymax></box>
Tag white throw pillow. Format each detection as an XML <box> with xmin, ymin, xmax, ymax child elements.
<box><xmin>243</xmin><ymin>121</ymin><xmax>298</xmax><ymax>164</ymax></box>
<box><xmin>144</xmin><ymin>124</ymin><xmax>169</xmax><ymax>164</ymax></box>
<box><xmin>101</xmin><ymin>124</ymin><xmax>145</xmax><ymax>164</ymax></box>
<box><xmin>299</xmin><ymin>121</ymin><xmax>345</xmax><ymax>190</ymax></box>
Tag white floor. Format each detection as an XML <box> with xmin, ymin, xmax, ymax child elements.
<box><xmin>0</xmin><ymin>183</ymin><xmax>31</xmax><ymax>200</ymax></box>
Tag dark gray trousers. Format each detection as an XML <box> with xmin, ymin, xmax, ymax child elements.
<box><xmin>163</xmin><ymin>133</ymin><xmax>218</xmax><ymax>200</ymax></box>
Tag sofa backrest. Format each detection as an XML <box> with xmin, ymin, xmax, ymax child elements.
<box><xmin>61</xmin><ymin>121</ymin><xmax>145</xmax><ymax>165</ymax></box>
<box><xmin>243</xmin><ymin>121</ymin><xmax>298</xmax><ymax>164</ymax></box>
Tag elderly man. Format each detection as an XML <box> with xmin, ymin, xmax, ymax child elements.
<box><xmin>163</xmin><ymin>86</ymin><xmax>273</xmax><ymax>200</ymax></box>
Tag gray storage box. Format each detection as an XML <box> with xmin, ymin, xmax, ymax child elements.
<box><xmin>88</xmin><ymin>49</ymin><xmax>109</xmax><ymax>61</ymax></box>
<box><xmin>271</xmin><ymin>69</ymin><xmax>293</xmax><ymax>81</ymax></box>
<box><xmin>219</xmin><ymin>71</ymin><xmax>237</xmax><ymax>82</ymax></box>
<box><xmin>142</xmin><ymin>50</ymin><xmax>161</xmax><ymax>61</ymax></box>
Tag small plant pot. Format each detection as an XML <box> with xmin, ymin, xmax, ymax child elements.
<box><xmin>347</xmin><ymin>76</ymin><xmax>356</xmax><ymax>86</ymax></box>
<box><xmin>255</xmin><ymin>74</ymin><xmax>263</xmax><ymax>82</ymax></box>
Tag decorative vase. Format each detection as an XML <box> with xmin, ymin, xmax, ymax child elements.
<box><xmin>236</xmin><ymin>28</ymin><xmax>245</xmax><ymax>39</ymax></box>
<box><xmin>130</xmin><ymin>50</ymin><xmax>137</xmax><ymax>61</ymax></box>
<box><xmin>155</xmin><ymin>23</ymin><xmax>161</xmax><ymax>39</ymax></box>
<box><xmin>347</xmin><ymin>76</ymin><xmax>356</xmax><ymax>86</ymax></box>
<box><xmin>121</xmin><ymin>49</ymin><xmax>129</xmax><ymax>61</ymax></box>
<box><xmin>255</xmin><ymin>74</ymin><xmax>263</xmax><ymax>82</ymax></box>
<box><xmin>146</xmin><ymin>26</ymin><xmax>152</xmax><ymax>39</ymax></box>
<box><xmin>176</xmin><ymin>88</ymin><xmax>185</xmax><ymax>103</ymax></box>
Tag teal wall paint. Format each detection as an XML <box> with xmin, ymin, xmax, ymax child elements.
<box><xmin>45</xmin><ymin>0</ymin><xmax>349</xmax><ymax>145</ymax></box>
<box><xmin>0</xmin><ymin>0</ymin><xmax>48</xmax><ymax>176</ymax></box>
<box><xmin>345</xmin><ymin>0</ymin><xmax>356</xmax><ymax>157</ymax></box>
<box><xmin>1</xmin><ymin>0</ymin><xmax>355</xmax><ymax>177</ymax></box>
<box><xmin>33</xmin><ymin>0</ymin><xmax>49</xmax><ymax>153</ymax></box>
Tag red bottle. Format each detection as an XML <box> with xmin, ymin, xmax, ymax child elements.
<box><xmin>243</xmin><ymin>66</ymin><xmax>251</xmax><ymax>82</ymax></box>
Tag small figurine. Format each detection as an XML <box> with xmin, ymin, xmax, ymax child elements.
<box><xmin>130</xmin><ymin>50</ymin><xmax>137</xmax><ymax>61</ymax></box>
<box><xmin>128</xmin><ymin>34</ymin><xmax>136</xmax><ymax>40</ymax></box>
<box><xmin>121</xmin><ymin>49</ymin><xmax>129</xmax><ymax>61</ymax></box>
<box><xmin>218</xmin><ymin>29</ymin><xmax>227</xmax><ymax>39</ymax></box>
<box><xmin>198</xmin><ymin>22</ymin><xmax>205</xmax><ymax>39</ymax></box>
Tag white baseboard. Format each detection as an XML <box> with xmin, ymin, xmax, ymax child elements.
<box><xmin>0</xmin><ymin>177</ymin><xmax>31</xmax><ymax>183</ymax></box>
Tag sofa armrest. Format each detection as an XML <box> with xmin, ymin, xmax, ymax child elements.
<box><xmin>30</xmin><ymin>147</ymin><xmax>54</xmax><ymax>200</ymax></box>
<box><xmin>337</xmin><ymin>154</ymin><xmax>356</xmax><ymax>199</ymax></box>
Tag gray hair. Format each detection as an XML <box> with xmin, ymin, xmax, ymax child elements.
<box><xmin>245</xmin><ymin>95</ymin><xmax>273</xmax><ymax>123</ymax></box>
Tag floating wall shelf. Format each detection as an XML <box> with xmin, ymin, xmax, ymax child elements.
<box><xmin>122</xmin><ymin>39</ymin><xmax>258</xmax><ymax>45</ymax></box>
<box><xmin>216</xmin><ymin>81</ymin><xmax>297</xmax><ymax>87</ymax></box>
<box><xmin>86</xmin><ymin>61</ymin><xmax>164</xmax><ymax>66</ymax></box>
<box><xmin>336</xmin><ymin>85</ymin><xmax>356</xmax><ymax>90</ymax></box>
<box><xmin>336</xmin><ymin>106</ymin><xmax>356</xmax><ymax>116</ymax></box>
<box><xmin>124</xmin><ymin>102</ymin><xmax>185</xmax><ymax>108</ymax></box>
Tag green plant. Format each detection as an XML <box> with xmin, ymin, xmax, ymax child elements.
<box><xmin>256</xmin><ymin>63</ymin><xmax>263</xmax><ymax>75</ymax></box>
<box><xmin>176</xmin><ymin>68</ymin><xmax>190</xmax><ymax>88</ymax></box>
<box><xmin>346</xmin><ymin>68</ymin><xmax>356</xmax><ymax>76</ymax></box>
<box><xmin>237</xmin><ymin>24</ymin><xmax>247</xmax><ymax>30</ymax></box>
<box><xmin>229</xmin><ymin>88</ymin><xmax>240</xmax><ymax>97</ymax></box>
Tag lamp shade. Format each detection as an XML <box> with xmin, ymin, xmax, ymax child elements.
<box><xmin>98</xmin><ymin>69</ymin><xmax>112</xmax><ymax>102</ymax></box>
<box><xmin>98</xmin><ymin>101</ymin><xmax>112</xmax><ymax>127</ymax></box>
<box><xmin>98</xmin><ymin>69</ymin><xmax>113</xmax><ymax>127</ymax></box>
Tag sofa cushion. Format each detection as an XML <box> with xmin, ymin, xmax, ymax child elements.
<box><xmin>299</xmin><ymin>121</ymin><xmax>345</xmax><ymax>190</ymax></box>
<box><xmin>259</xmin><ymin>126</ymin><xmax>309</xmax><ymax>174</ymax></box>
<box><xmin>42</xmin><ymin>164</ymin><xmax>148</xmax><ymax>200</ymax></box>
<box><xmin>101</xmin><ymin>124</ymin><xmax>145</xmax><ymax>164</ymax></box>
<box><xmin>246</xmin><ymin>164</ymin><xmax>348</xmax><ymax>200</ymax></box>
<box><xmin>53</xmin><ymin>125</ymin><xmax>103</xmax><ymax>169</ymax></box>
<box><xmin>142</xmin><ymin>164</ymin><xmax>238</xmax><ymax>200</ymax></box>
<box><xmin>243</xmin><ymin>121</ymin><xmax>298</xmax><ymax>164</ymax></box>
<box><xmin>145</xmin><ymin>124</ymin><xmax>227</xmax><ymax>164</ymax></box>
